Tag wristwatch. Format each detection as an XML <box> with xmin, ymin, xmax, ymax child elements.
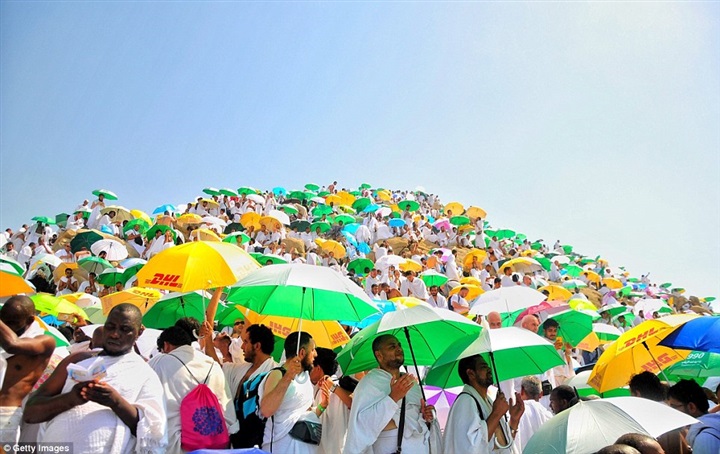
<box><xmin>329</xmin><ymin>384</ymin><xmax>338</xmax><ymax>393</ymax></box>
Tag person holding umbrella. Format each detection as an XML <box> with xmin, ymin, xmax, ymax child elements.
<box><xmin>344</xmin><ymin>334</ymin><xmax>437</xmax><ymax>454</ymax></box>
<box><xmin>443</xmin><ymin>354</ymin><xmax>524</xmax><ymax>453</ymax></box>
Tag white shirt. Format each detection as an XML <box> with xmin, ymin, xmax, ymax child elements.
<box><xmin>399</xmin><ymin>278</ymin><xmax>428</xmax><ymax>300</ymax></box>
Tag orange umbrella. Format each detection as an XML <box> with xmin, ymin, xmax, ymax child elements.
<box><xmin>101</xmin><ymin>287</ymin><xmax>162</xmax><ymax>315</ymax></box>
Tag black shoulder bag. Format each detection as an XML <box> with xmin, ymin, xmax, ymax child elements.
<box><xmin>393</xmin><ymin>397</ymin><xmax>407</xmax><ymax>454</ymax></box>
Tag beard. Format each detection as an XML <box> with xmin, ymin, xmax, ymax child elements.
<box><xmin>302</xmin><ymin>355</ymin><xmax>314</xmax><ymax>373</ymax></box>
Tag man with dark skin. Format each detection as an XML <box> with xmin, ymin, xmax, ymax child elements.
<box><xmin>0</xmin><ymin>295</ymin><xmax>56</xmax><ymax>443</ymax></box>
<box><xmin>25</xmin><ymin>304</ymin><xmax>167</xmax><ymax>452</ymax></box>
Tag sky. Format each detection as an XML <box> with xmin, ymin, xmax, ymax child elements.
<box><xmin>1</xmin><ymin>2</ymin><xmax>718</xmax><ymax>304</ymax></box>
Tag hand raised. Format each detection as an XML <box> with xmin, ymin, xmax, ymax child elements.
<box><xmin>389</xmin><ymin>374</ymin><xmax>416</xmax><ymax>402</ymax></box>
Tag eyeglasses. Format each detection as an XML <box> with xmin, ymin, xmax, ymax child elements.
<box><xmin>234</xmin><ymin>321</ymin><xmax>245</xmax><ymax>326</ymax></box>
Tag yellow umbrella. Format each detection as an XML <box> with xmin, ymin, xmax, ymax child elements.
<box><xmin>324</xmin><ymin>194</ymin><xmax>343</xmax><ymax>206</ymax></box>
<box><xmin>101</xmin><ymin>287</ymin><xmax>162</xmax><ymax>315</ymax></box>
<box><xmin>101</xmin><ymin>205</ymin><xmax>133</xmax><ymax>223</ymax></box>
<box><xmin>466</xmin><ymin>206</ymin><xmax>487</xmax><ymax>220</ymax></box>
<box><xmin>390</xmin><ymin>297</ymin><xmax>431</xmax><ymax>308</ymax></box>
<box><xmin>462</xmin><ymin>249</ymin><xmax>488</xmax><ymax>270</ymax></box>
<box><xmin>337</xmin><ymin>204</ymin><xmax>355</xmax><ymax>214</ymax></box>
<box><xmin>520</xmin><ymin>249</ymin><xmax>538</xmax><ymax>257</ymax></box>
<box><xmin>568</xmin><ymin>299</ymin><xmax>597</xmax><ymax>312</ymax></box>
<box><xmin>0</xmin><ymin>269</ymin><xmax>35</xmax><ymax>297</ymax></box>
<box><xmin>443</xmin><ymin>202</ymin><xmax>465</xmax><ymax>216</ymax></box>
<box><xmin>315</xmin><ymin>239</ymin><xmax>346</xmax><ymax>258</ymax></box>
<box><xmin>376</xmin><ymin>190</ymin><xmax>392</xmax><ymax>201</ymax></box>
<box><xmin>259</xmin><ymin>215</ymin><xmax>283</xmax><ymax>232</ymax></box>
<box><xmin>602</xmin><ymin>277</ymin><xmax>623</xmax><ymax>289</ymax></box>
<box><xmin>193</xmin><ymin>228</ymin><xmax>222</xmax><ymax>242</ymax></box>
<box><xmin>243</xmin><ymin>309</ymin><xmax>351</xmax><ymax>350</ymax></box>
<box><xmin>336</xmin><ymin>191</ymin><xmax>356</xmax><ymax>207</ymax></box>
<box><xmin>30</xmin><ymin>293</ymin><xmax>89</xmax><ymax>319</ymax></box>
<box><xmin>176</xmin><ymin>213</ymin><xmax>203</xmax><ymax>225</ymax></box>
<box><xmin>538</xmin><ymin>284</ymin><xmax>573</xmax><ymax>301</ymax></box>
<box><xmin>500</xmin><ymin>257</ymin><xmax>544</xmax><ymax>274</ymax></box>
<box><xmin>587</xmin><ymin>314</ymin><xmax>697</xmax><ymax>392</ymax></box>
<box><xmin>136</xmin><ymin>241</ymin><xmax>261</xmax><ymax>292</ymax></box>
<box><xmin>130</xmin><ymin>209</ymin><xmax>153</xmax><ymax>225</ymax></box>
<box><xmin>240</xmin><ymin>212</ymin><xmax>261</xmax><ymax>230</ymax></box>
<box><xmin>460</xmin><ymin>276</ymin><xmax>482</xmax><ymax>287</ymax></box>
<box><xmin>582</xmin><ymin>270</ymin><xmax>601</xmax><ymax>284</ymax></box>
<box><xmin>52</xmin><ymin>262</ymin><xmax>88</xmax><ymax>284</ymax></box>
<box><xmin>200</xmin><ymin>198</ymin><xmax>220</xmax><ymax>208</ymax></box>
<box><xmin>399</xmin><ymin>259</ymin><xmax>422</xmax><ymax>273</ymax></box>
<box><xmin>458</xmin><ymin>225</ymin><xmax>474</xmax><ymax>234</ymax></box>
<box><xmin>449</xmin><ymin>284</ymin><xmax>484</xmax><ymax>301</ymax></box>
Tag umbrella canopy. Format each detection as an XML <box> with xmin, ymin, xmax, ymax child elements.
<box><xmin>310</xmin><ymin>221</ymin><xmax>331</xmax><ymax>233</ymax></box>
<box><xmin>462</xmin><ymin>249</ymin><xmax>488</xmax><ymax>270</ymax></box>
<box><xmin>424</xmin><ymin>326</ymin><xmax>564</xmax><ymax>389</ymax></box>
<box><xmin>664</xmin><ymin>350</ymin><xmax>720</xmax><ymax>379</ymax></box>
<box><xmin>203</xmin><ymin>187</ymin><xmax>220</xmax><ymax>196</ymax></box>
<box><xmin>419</xmin><ymin>270</ymin><xmax>449</xmax><ymax>288</ymax></box>
<box><xmin>258</xmin><ymin>254</ymin><xmax>288</xmax><ymax>265</ymax></box>
<box><xmin>602</xmin><ymin>277</ymin><xmax>623</xmax><ymax>289</ymax></box>
<box><xmin>123</xmin><ymin>218</ymin><xmax>150</xmax><ymax>234</ymax></box>
<box><xmin>97</xmin><ymin>267</ymin><xmax>128</xmax><ymax>287</ymax></box>
<box><xmin>449</xmin><ymin>215</ymin><xmax>470</xmax><ymax>226</ymax></box>
<box><xmin>469</xmin><ymin>286</ymin><xmax>547</xmax><ymax>316</ymax></box>
<box><xmin>176</xmin><ymin>213</ymin><xmax>203</xmax><ymax>226</ymax></box>
<box><xmin>315</xmin><ymin>239</ymin><xmax>346</xmax><ymax>258</ymax></box>
<box><xmin>538</xmin><ymin>284</ymin><xmax>573</xmax><ymax>301</ymax></box>
<box><xmin>100</xmin><ymin>206</ymin><xmax>133</xmax><ymax>223</ymax></box>
<box><xmin>546</xmin><ymin>308</ymin><xmax>598</xmax><ymax>347</ymax></box>
<box><xmin>226</xmin><ymin>264</ymin><xmax>378</xmax><ymax>322</ymax></box>
<box><xmin>92</xmin><ymin>189</ymin><xmax>118</xmax><ymax>200</ymax></box>
<box><xmin>659</xmin><ymin>316</ymin><xmax>720</xmax><ymax>354</ymax></box>
<box><xmin>566</xmin><ymin>370</ymin><xmax>631</xmax><ymax>398</ymax></box>
<box><xmin>222</xmin><ymin>232</ymin><xmax>251</xmax><ymax>245</ymax></box>
<box><xmin>69</xmin><ymin>229</ymin><xmax>104</xmax><ymax>253</ymax></box>
<box><xmin>101</xmin><ymin>287</ymin><xmax>162</xmax><ymax>315</ymax></box>
<box><xmin>562</xmin><ymin>279</ymin><xmax>587</xmax><ymax>290</ymax></box>
<box><xmin>243</xmin><ymin>310</ymin><xmax>351</xmax><ymax>350</ymax></box>
<box><xmin>588</xmin><ymin>314</ymin><xmax>698</xmax><ymax>392</ymax></box>
<box><xmin>30</xmin><ymin>293</ymin><xmax>88</xmax><ymax>319</ymax></box>
<box><xmin>137</xmin><ymin>241</ymin><xmax>260</xmax><ymax>292</ymax></box>
<box><xmin>77</xmin><ymin>256</ymin><xmax>112</xmax><ymax>275</ymax></box>
<box><xmin>397</xmin><ymin>200</ymin><xmax>420</xmax><ymax>212</ymax></box>
<box><xmin>499</xmin><ymin>257</ymin><xmax>544</xmax><ymax>274</ymax></box>
<box><xmin>91</xmin><ymin>239</ymin><xmax>129</xmax><ymax>261</ymax></box>
<box><xmin>443</xmin><ymin>202</ymin><xmax>464</xmax><ymax>215</ymax></box>
<box><xmin>219</xmin><ymin>188</ymin><xmax>237</xmax><ymax>197</ymax></box>
<box><xmin>576</xmin><ymin>323</ymin><xmax>623</xmax><ymax>352</ymax></box>
<box><xmin>523</xmin><ymin>397</ymin><xmax>698</xmax><ymax>454</ymax></box>
<box><xmin>143</xmin><ymin>290</ymin><xmax>214</xmax><ymax>329</ymax></box>
<box><xmin>347</xmin><ymin>258</ymin><xmax>374</xmax><ymax>275</ymax></box>
<box><xmin>311</xmin><ymin>205</ymin><xmax>333</xmax><ymax>217</ymax></box>
<box><xmin>465</xmin><ymin>206</ymin><xmax>487</xmax><ymax>220</ymax></box>
<box><xmin>336</xmin><ymin>305</ymin><xmax>481</xmax><ymax>375</ymax></box>
<box><xmin>31</xmin><ymin>216</ymin><xmax>56</xmax><ymax>225</ymax></box>
<box><xmin>0</xmin><ymin>255</ymin><xmax>26</xmax><ymax>275</ymax></box>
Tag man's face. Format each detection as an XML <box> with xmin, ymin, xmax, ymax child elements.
<box><xmin>375</xmin><ymin>336</ymin><xmax>404</xmax><ymax>369</ymax></box>
<box><xmin>504</xmin><ymin>267</ymin><xmax>512</xmax><ymax>276</ymax></box>
<box><xmin>430</xmin><ymin>286</ymin><xmax>438</xmax><ymax>296</ymax></box>
<box><xmin>300</xmin><ymin>339</ymin><xmax>317</xmax><ymax>372</ymax></box>
<box><xmin>65</xmin><ymin>269</ymin><xmax>73</xmax><ymax>278</ymax></box>
<box><xmin>488</xmin><ymin>314</ymin><xmax>502</xmax><ymax>329</ymax></box>
<box><xmin>240</xmin><ymin>330</ymin><xmax>256</xmax><ymax>362</ymax></box>
<box><xmin>472</xmin><ymin>358</ymin><xmax>494</xmax><ymax>388</ymax></box>
<box><xmin>544</xmin><ymin>326</ymin><xmax>558</xmax><ymax>341</ymax></box>
<box><xmin>523</xmin><ymin>317</ymin><xmax>540</xmax><ymax>333</ymax></box>
<box><xmin>549</xmin><ymin>392</ymin><xmax>567</xmax><ymax>414</ymax></box>
<box><xmin>459</xmin><ymin>288</ymin><xmax>469</xmax><ymax>298</ymax></box>
<box><xmin>103</xmin><ymin>310</ymin><xmax>142</xmax><ymax>356</ymax></box>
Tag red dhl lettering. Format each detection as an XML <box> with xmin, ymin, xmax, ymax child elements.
<box><xmin>330</xmin><ymin>332</ymin><xmax>346</xmax><ymax>344</ymax></box>
<box><xmin>145</xmin><ymin>273</ymin><xmax>182</xmax><ymax>288</ymax></box>
<box><xmin>621</xmin><ymin>327</ymin><xmax>660</xmax><ymax>350</ymax></box>
<box><xmin>640</xmin><ymin>353</ymin><xmax>677</xmax><ymax>372</ymax></box>
<box><xmin>268</xmin><ymin>321</ymin><xmax>291</xmax><ymax>337</ymax></box>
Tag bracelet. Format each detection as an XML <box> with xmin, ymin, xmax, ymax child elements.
<box><xmin>317</xmin><ymin>404</ymin><xmax>326</xmax><ymax>414</ymax></box>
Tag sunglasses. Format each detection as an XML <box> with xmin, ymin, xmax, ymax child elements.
<box><xmin>234</xmin><ymin>321</ymin><xmax>245</xmax><ymax>326</ymax></box>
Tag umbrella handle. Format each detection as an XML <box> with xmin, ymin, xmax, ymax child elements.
<box><xmin>488</xmin><ymin>351</ymin><xmax>514</xmax><ymax>450</ymax></box>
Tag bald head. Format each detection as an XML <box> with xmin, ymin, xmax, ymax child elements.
<box><xmin>487</xmin><ymin>311</ymin><xmax>502</xmax><ymax>329</ymax></box>
<box><xmin>615</xmin><ymin>434</ymin><xmax>665</xmax><ymax>454</ymax></box>
<box><xmin>521</xmin><ymin>315</ymin><xmax>540</xmax><ymax>333</ymax></box>
<box><xmin>107</xmin><ymin>303</ymin><xmax>143</xmax><ymax>329</ymax></box>
<box><xmin>596</xmin><ymin>445</ymin><xmax>641</xmax><ymax>454</ymax></box>
<box><xmin>0</xmin><ymin>295</ymin><xmax>37</xmax><ymax>335</ymax></box>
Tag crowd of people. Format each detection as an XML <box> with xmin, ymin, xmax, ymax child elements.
<box><xmin>1</xmin><ymin>182</ymin><xmax>718</xmax><ymax>453</ymax></box>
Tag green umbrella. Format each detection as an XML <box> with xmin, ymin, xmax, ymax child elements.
<box><xmin>664</xmin><ymin>351</ymin><xmax>720</xmax><ymax>379</ymax></box>
<box><xmin>562</xmin><ymin>245</ymin><xmax>573</xmax><ymax>254</ymax></box>
<box><xmin>249</xmin><ymin>252</ymin><xmax>263</xmax><ymax>262</ymax></box>
<box><xmin>352</xmin><ymin>197</ymin><xmax>372</xmax><ymax>212</ymax></box>
<box><xmin>598</xmin><ymin>304</ymin><xmax>630</xmax><ymax>318</ymax></box>
<box><xmin>278</xmin><ymin>204</ymin><xmax>298</xmax><ymax>215</ymax></box>
<box><xmin>348</xmin><ymin>190</ymin><xmax>361</xmax><ymax>197</ymax></box>
<box><xmin>55</xmin><ymin>213</ymin><xmax>70</xmax><ymax>227</ymax></box>
<box><xmin>77</xmin><ymin>256</ymin><xmax>113</xmax><ymax>275</ymax></box>
<box><xmin>705</xmin><ymin>297</ymin><xmax>716</xmax><ymax>302</ymax></box>
<box><xmin>123</xmin><ymin>218</ymin><xmax>150</xmax><ymax>234</ymax></box>
<box><xmin>449</xmin><ymin>215</ymin><xmax>470</xmax><ymax>226</ymax></box>
<box><xmin>397</xmin><ymin>200</ymin><xmax>419</xmax><ymax>212</ymax></box>
<box><xmin>337</xmin><ymin>304</ymin><xmax>481</xmax><ymax>376</ymax></box>
<box><xmin>203</xmin><ymin>187</ymin><xmax>221</xmax><ymax>196</ymax></box>
<box><xmin>288</xmin><ymin>190</ymin><xmax>311</xmax><ymax>200</ymax></box>
<box><xmin>531</xmin><ymin>242</ymin><xmax>543</xmax><ymax>251</ymax></box>
<box><xmin>290</xmin><ymin>220</ymin><xmax>311</xmax><ymax>231</ymax></box>
<box><xmin>305</xmin><ymin>183</ymin><xmax>320</xmax><ymax>191</ymax></box>
<box><xmin>92</xmin><ymin>189</ymin><xmax>118</xmax><ymax>200</ymax></box>
<box><xmin>258</xmin><ymin>254</ymin><xmax>288</xmax><ymax>265</ymax></box>
<box><xmin>70</xmin><ymin>229</ymin><xmax>104</xmax><ymax>253</ymax></box>
<box><xmin>333</xmin><ymin>214</ymin><xmax>355</xmax><ymax>225</ymax></box>
<box><xmin>317</xmin><ymin>191</ymin><xmax>330</xmax><ymax>197</ymax></box>
<box><xmin>494</xmin><ymin>229</ymin><xmax>516</xmax><ymax>240</ymax></box>
<box><xmin>347</xmin><ymin>258</ymin><xmax>374</xmax><ymax>275</ymax></box>
<box><xmin>223</xmin><ymin>232</ymin><xmax>251</xmax><ymax>245</ymax></box>
<box><xmin>419</xmin><ymin>270</ymin><xmax>449</xmax><ymax>288</ymax></box>
<box><xmin>122</xmin><ymin>261</ymin><xmax>147</xmax><ymax>282</ymax></box>
<box><xmin>145</xmin><ymin>224</ymin><xmax>175</xmax><ymax>240</ymax></box>
<box><xmin>219</xmin><ymin>188</ymin><xmax>237</xmax><ymax>197</ymax></box>
<box><xmin>310</xmin><ymin>221</ymin><xmax>331</xmax><ymax>233</ymax></box>
<box><xmin>31</xmin><ymin>216</ymin><xmax>56</xmax><ymax>225</ymax></box>
<box><xmin>84</xmin><ymin>306</ymin><xmax>107</xmax><ymax>324</ymax></box>
<box><xmin>515</xmin><ymin>233</ymin><xmax>527</xmax><ymax>242</ymax></box>
<box><xmin>225</xmin><ymin>263</ymin><xmax>379</xmax><ymax>322</ymax></box>
<box><xmin>359</xmin><ymin>183</ymin><xmax>372</xmax><ymax>189</ymax></box>
<box><xmin>535</xmin><ymin>257</ymin><xmax>552</xmax><ymax>272</ymax></box>
<box><xmin>627</xmin><ymin>277</ymin><xmax>640</xmax><ymax>283</ymax></box>
<box><xmin>0</xmin><ymin>255</ymin><xmax>25</xmax><ymax>275</ymax></box>
<box><xmin>548</xmin><ymin>308</ymin><xmax>597</xmax><ymax>347</ymax></box>
<box><xmin>223</xmin><ymin>222</ymin><xmax>244</xmax><ymax>234</ymax></box>
<box><xmin>564</xmin><ymin>264</ymin><xmax>583</xmax><ymax>278</ymax></box>
<box><xmin>143</xmin><ymin>290</ymin><xmax>214</xmax><ymax>329</ymax></box>
<box><xmin>237</xmin><ymin>186</ymin><xmax>258</xmax><ymax>195</ymax></box>
<box><xmin>424</xmin><ymin>326</ymin><xmax>564</xmax><ymax>389</ymax></box>
<box><xmin>311</xmin><ymin>205</ymin><xmax>333</xmax><ymax>217</ymax></box>
<box><xmin>97</xmin><ymin>267</ymin><xmax>127</xmax><ymax>287</ymax></box>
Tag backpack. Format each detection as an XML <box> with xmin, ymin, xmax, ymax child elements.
<box><xmin>170</xmin><ymin>355</ymin><xmax>230</xmax><ymax>451</ymax></box>
<box><xmin>230</xmin><ymin>366</ymin><xmax>285</xmax><ymax>449</ymax></box>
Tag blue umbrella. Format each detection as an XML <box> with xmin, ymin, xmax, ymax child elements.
<box><xmin>358</xmin><ymin>242</ymin><xmax>371</xmax><ymax>254</ymax></box>
<box><xmin>152</xmin><ymin>204</ymin><xmax>176</xmax><ymax>215</ymax></box>
<box><xmin>389</xmin><ymin>218</ymin><xmax>406</xmax><ymax>228</ymax></box>
<box><xmin>341</xmin><ymin>300</ymin><xmax>397</xmax><ymax>328</ymax></box>
<box><xmin>659</xmin><ymin>316</ymin><xmax>720</xmax><ymax>353</ymax></box>
<box><xmin>362</xmin><ymin>204</ymin><xmax>380</xmax><ymax>213</ymax></box>
<box><xmin>343</xmin><ymin>223</ymin><xmax>361</xmax><ymax>234</ymax></box>
<box><xmin>342</xmin><ymin>231</ymin><xmax>359</xmax><ymax>247</ymax></box>
<box><xmin>273</xmin><ymin>186</ymin><xmax>287</xmax><ymax>196</ymax></box>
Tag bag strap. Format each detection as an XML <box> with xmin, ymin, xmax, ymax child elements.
<box><xmin>458</xmin><ymin>392</ymin><xmax>484</xmax><ymax>420</ymax></box>
<box><xmin>169</xmin><ymin>354</ymin><xmax>200</xmax><ymax>385</ymax></box>
<box><xmin>202</xmin><ymin>361</ymin><xmax>214</xmax><ymax>385</ymax></box>
<box><xmin>396</xmin><ymin>397</ymin><xmax>406</xmax><ymax>453</ymax></box>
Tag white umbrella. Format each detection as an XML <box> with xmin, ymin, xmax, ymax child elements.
<box><xmin>201</xmin><ymin>216</ymin><xmax>228</xmax><ymax>227</ymax></box>
<box><xmin>267</xmin><ymin>209</ymin><xmax>291</xmax><ymax>226</ymax></box>
<box><xmin>29</xmin><ymin>252</ymin><xmax>63</xmax><ymax>270</ymax></box>
<box><xmin>91</xmin><ymin>239</ymin><xmax>129</xmax><ymax>261</ymax></box>
<box><xmin>374</xmin><ymin>254</ymin><xmax>405</xmax><ymax>271</ymax></box>
<box><xmin>134</xmin><ymin>327</ymin><xmax>163</xmax><ymax>360</ymax></box>
<box><xmin>523</xmin><ymin>396</ymin><xmax>698</xmax><ymax>454</ymax></box>
<box><xmin>246</xmin><ymin>194</ymin><xmax>265</xmax><ymax>205</ymax></box>
<box><xmin>469</xmin><ymin>286</ymin><xmax>546</xmax><ymax>316</ymax></box>
<box><xmin>552</xmin><ymin>255</ymin><xmax>571</xmax><ymax>265</ymax></box>
<box><xmin>100</xmin><ymin>205</ymin><xmax>133</xmax><ymax>223</ymax></box>
<box><xmin>74</xmin><ymin>294</ymin><xmax>101</xmax><ymax>308</ymax></box>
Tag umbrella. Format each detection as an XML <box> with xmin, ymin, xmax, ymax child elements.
<box><xmin>30</xmin><ymin>293</ymin><xmax>88</xmax><ymax>319</ymax></box>
<box><xmin>200</xmin><ymin>198</ymin><xmax>220</xmax><ymax>208</ymax></box>
<box><xmin>219</xmin><ymin>188</ymin><xmax>237</xmax><ymax>197</ymax></box>
<box><xmin>424</xmin><ymin>326</ymin><xmax>565</xmax><ymax>389</ymax></box>
<box><xmin>336</xmin><ymin>304</ymin><xmax>482</xmax><ymax>376</ymax></box>
<box><xmin>226</xmin><ymin>264</ymin><xmax>378</xmax><ymax>322</ymax></box>
<box><xmin>388</xmin><ymin>218</ymin><xmax>405</xmax><ymax>228</ymax></box>
<box><xmin>659</xmin><ymin>316</ymin><xmax>720</xmax><ymax>354</ymax></box>
<box><xmin>237</xmin><ymin>186</ymin><xmax>259</xmax><ymax>196</ymax></box>
<box><xmin>91</xmin><ymin>239</ymin><xmax>129</xmax><ymax>261</ymax></box>
<box><xmin>0</xmin><ymin>255</ymin><xmax>26</xmax><ymax>275</ymax></box>
<box><xmin>523</xmin><ymin>397</ymin><xmax>698</xmax><ymax>454</ymax></box>
<box><xmin>272</xmin><ymin>186</ymin><xmax>287</xmax><ymax>196</ymax></box>
<box><xmin>92</xmin><ymin>189</ymin><xmax>118</xmax><ymax>200</ymax></box>
<box><xmin>193</xmin><ymin>228</ymin><xmax>221</xmax><ymax>242</ymax></box>
<box><xmin>203</xmin><ymin>187</ymin><xmax>221</xmax><ymax>196</ymax></box>
<box><xmin>77</xmin><ymin>256</ymin><xmax>112</xmax><ymax>275</ymax></box>
<box><xmin>390</xmin><ymin>297</ymin><xmax>432</xmax><ymax>308</ymax></box>
<box><xmin>243</xmin><ymin>310</ymin><xmax>351</xmax><ymax>350</ymax></box>
<box><xmin>258</xmin><ymin>254</ymin><xmax>288</xmax><ymax>265</ymax></box>
<box><xmin>333</xmin><ymin>214</ymin><xmax>355</xmax><ymax>226</ymax></box>
<box><xmin>99</xmin><ymin>206</ymin><xmax>133</xmax><ymax>224</ymax></box>
<box><xmin>588</xmin><ymin>314</ymin><xmax>698</xmax><ymax>392</ymax></box>
<box><xmin>347</xmin><ymin>258</ymin><xmax>374</xmax><ymax>275</ymax></box>
<box><xmin>462</xmin><ymin>249</ymin><xmax>488</xmax><ymax>270</ymax></box>
<box><xmin>398</xmin><ymin>259</ymin><xmax>422</xmax><ymax>273</ymax></box>
<box><xmin>397</xmin><ymin>200</ymin><xmax>419</xmax><ymax>212</ymax></box>
<box><xmin>70</xmin><ymin>229</ymin><xmax>104</xmax><ymax>253</ymax></box>
<box><xmin>176</xmin><ymin>213</ymin><xmax>203</xmax><ymax>226</ymax></box>
<box><xmin>29</xmin><ymin>253</ymin><xmax>63</xmax><ymax>273</ymax></box>
<box><xmin>443</xmin><ymin>202</ymin><xmax>464</xmax><ymax>215</ymax></box>
<box><xmin>52</xmin><ymin>263</ymin><xmax>88</xmax><ymax>284</ymax></box>
<box><xmin>566</xmin><ymin>370</ymin><xmax>631</xmax><ymax>398</ymax></box>
<box><xmin>137</xmin><ymin>241</ymin><xmax>260</xmax><ymax>293</ymax></box>
<box><xmin>145</xmin><ymin>224</ymin><xmax>175</xmax><ymax>241</ymax></box>
<box><xmin>305</xmin><ymin>183</ymin><xmax>320</xmax><ymax>191</ymax></box>
<box><xmin>142</xmin><ymin>290</ymin><xmax>214</xmax><ymax>329</ymax></box>
<box><xmin>374</xmin><ymin>254</ymin><xmax>405</xmax><ymax>271</ymax></box>
<box><xmin>546</xmin><ymin>308</ymin><xmax>598</xmax><ymax>347</ymax></box>
<box><xmin>83</xmin><ymin>306</ymin><xmax>108</xmax><ymax>324</ymax></box>
<box><xmin>449</xmin><ymin>215</ymin><xmax>470</xmax><ymax>226</ymax></box>
<box><xmin>564</xmin><ymin>264</ymin><xmax>584</xmax><ymax>278</ymax></box>
<box><xmin>260</xmin><ymin>214</ymin><xmax>288</xmax><ymax>232</ymax></box>
<box><xmin>311</xmin><ymin>205</ymin><xmax>333</xmax><ymax>217</ymax></box>
<box><xmin>97</xmin><ymin>267</ymin><xmax>127</xmax><ymax>287</ymax></box>
<box><xmin>562</xmin><ymin>279</ymin><xmax>587</xmax><ymax>290</ymax></box>
<box><xmin>664</xmin><ymin>350</ymin><xmax>720</xmax><ymax>379</ymax></box>
<box><xmin>290</xmin><ymin>220</ymin><xmax>311</xmax><ymax>232</ymax></box>
<box><xmin>123</xmin><ymin>218</ymin><xmax>150</xmax><ymax>234</ymax></box>
<box><xmin>419</xmin><ymin>270</ymin><xmax>449</xmax><ymax>288</ymax></box>
<box><xmin>310</xmin><ymin>221</ymin><xmax>331</xmax><ymax>233</ymax></box>
<box><xmin>538</xmin><ymin>285</ymin><xmax>573</xmax><ymax>301</ymax></box>
<box><xmin>499</xmin><ymin>257</ymin><xmax>544</xmax><ymax>275</ymax></box>
<box><xmin>602</xmin><ymin>277</ymin><xmax>623</xmax><ymax>289</ymax></box>
<box><xmin>120</xmin><ymin>258</ymin><xmax>147</xmax><ymax>282</ymax></box>
<box><xmin>352</xmin><ymin>197</ymin><xmax>372</xmax><ymax>212</ymax></box>
<box><xmin>633</xmin><ymin>298</ymin><xmax>673</xmax><ymax>316</ymax></box>
<box><xmin>278</xmin><ymin>204</ymin><xmax>298</xmax><ymax>215</ymax></box>
<box><xmin>202</xmin><ymin>216</ymin><xmax>228</xmax><ymax>228</ymax></box>
<box><xmin>576</xmin><ymin>323</ymin><xmax>623</xmax><ymax>352</ymax></box>
<box><xmin>0</xmin><ymin>268</ymin><xmax>35</xmax><ymax>297</ymax></box>
<box><xmin>465</xmin><ymin>206</ymin><xmax>487</xmax><ymax>220</ymax></box>
<box><xmin>449</xmin><ymin>284</ymin><xmax>483</xmax><ymax>302</ymax></box>
<box><xmin>469</xmin><ymin>286</ymin><xmax>547</xmax><ymax>316</ymax></box>
<box><xmin>315</xmin><ymin>239</ymin><xmax>346</xmax><ymax>258</ymax></box>
<box><xmin>101</xmin><ymin>287</ymin><xmax>162</xmax><ymax>315</ymax></box>
<box><xmin>31</xmin><ymin>216</ymin><xmax>56</xmax><ymax>225</ymax></box>
<box><xmin>494</xmin><ymin>229</ymin><xmax>516</xmax><ymax>240</ymax></box>
<box><xmin>222</xmin><ymin>232</ymin><xmax>251</xmax><ymax>245</ymax></box>
<box><xmin>61</xmin><ymin>293</ymin><xmax>101</xmax><ymax>309</ymax></box>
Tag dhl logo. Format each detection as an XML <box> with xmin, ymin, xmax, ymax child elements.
<box><xmin>133</xmin><ymin>290</ymin><xmax>159</xmax><ymax>298</ymax></box>
<box><xmin>619</xmin><ymin>327</ymin><xmax>660</xmax><ymax>351</ymax></box>
<box><xmin>330</xmin><ymin>332</ymin><xmax>347</xmax><ymax>344</ymax></box>
<box><xmin>640</xmin><ymin>353</ymin><xmax>677</xmax><ymax>372</ymax></box>
<box><xmin>268</xmin><ymin>321</ymin><xmax>292</xmax><ymax>337</ymax></box>
<box><xmin>144</xmin><ymin>273</ymin><xmax>182</xmax><ymax>288</ymax></box>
